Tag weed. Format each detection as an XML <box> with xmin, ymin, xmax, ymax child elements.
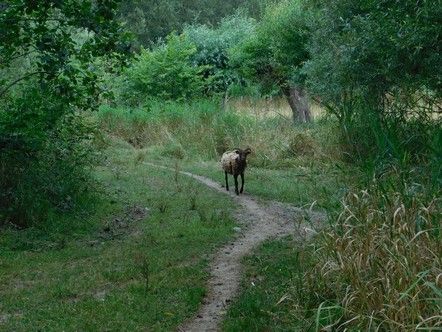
<box><xmin>97</xmin><ymin>100</ymin><xmax>340</xmax><ymax>167</ymax></box>
<box><xmin>305</xmin><ymin>182</ymin><xmax>442</xmax><ymax>331</ymax></box>
<box><xmin>134</xmin><ymin>253</ymin><xmax>150</xmax><ymax>293</ymax></box>
<box><xmin>174</xmin><ymin>159</ymin><xmax>182</xmax><ymax>192</ymax></box>
<box><xmin>133</xmin><ymin>149</ymin><xmax>146</xmax><ymax>165</ymax></box>
<box><xmin>189</xmin><ymin>195</ymin><xmax>198</xmax><ymax>211</ymax></box>
<box><xmin>157</xmin><ymin>198</ymin><xmax>169</xmax><ymax>213</ymax></box>
<box><xmin>197</xmin><ymin>208</ymin><xmax>208</xmax><ymax>223</ymax></box>
<box><xmin>226</xmin><ymin>174</ymin><xmax>441</xmax><ymax>331</ymax></box>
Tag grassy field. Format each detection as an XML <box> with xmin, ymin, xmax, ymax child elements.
<box><xmin>223</xmin><ymin>238</ymin><xmax>317</xmax><ymax>331</ymax></box>
<box><xmin>97</xmin><ymin>100</ymin><xmax>440</xmax><ymax>331</ymax></box>
<box><xmin>1</xmin><ymin>98</ymin><xmax>440</xmax><ymax>331</ymax></box>
<box><xmin>98</xmin><ymin>98</ymin><xmax>358</xmax><ymax>210</ymax></box>
<box><xmin>0</xmin><ymin>143</ymin><xmax>237</xmax><ymax>331</ymax></box>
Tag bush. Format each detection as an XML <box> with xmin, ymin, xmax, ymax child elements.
<box><xmin>121</xmin><ymin>35</ymin><xmax>208</xmax><ymax>105</ymax></box>
<box><xmin>306</xmin><ymin>0</ymin><xmax>441</xmax><ymax>114</ymax></box>
<box><xmin>184</xmin><ymin>14</ymin><xmax>256</xmax><ymax>94</ymax></box>
<box><xmin>305</xmin><ymin>0</ymin><xmax>441</xmax><ymax>165</ymax></box>
<box><xmin>0</xmin><ymin>1</ymin><xmax>126</xmax><ymax>227</ymax></box>
<box><xmin>0</xmin><ymin>90</ymin><xmax>97</xmax><ymax>226</ymax></box>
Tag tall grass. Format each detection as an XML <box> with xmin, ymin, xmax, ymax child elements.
<box><xmin>300</xmin><ymin>174</ymin><xmax>442</xmax><ymax>330</ymax></box>
<box><xmin>98</xmin><ymin>99</ymin><xmax>341</xmax><ymax>168</ymax></box>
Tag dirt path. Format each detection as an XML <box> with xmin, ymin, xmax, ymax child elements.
<box><xmin>143</xmin><ymin>163</ymin><xmax>325</xmax><ymax>332</ymax></box>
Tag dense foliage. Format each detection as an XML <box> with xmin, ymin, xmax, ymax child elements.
<box><xmin>306</xmin><ymin>0</ymin><xmax>441</xmax><ymax>114</ymax></box>
<box><xmin>184</xmin><ymin>14</ymin><xmax>256</xmax><ymax>95</ymax></box>
<box><xmin>121</xmin><ymin>35</ymin><xmax>207</xmax><ymax>104</ymax></box>
<box><xmin>305</xmin><ymin>0</ymin><xmax>442</xmax><ymax>167</ymax></box>
<box><xmin>231</xmin><ymin>0</ymin><xmax>312</xmax><ymax>122</ymax></box>
<box><xmin>118</xmin><ymin>0</ymin><xmax>267</xmax><ymax>46</ymax></box>
<box><xmin>118</xmin><ymin>14</ymin><xmax>257</xmax><ymax>104</ymax></box>
<box><xmin>232</xmin><ymin>1</ymin><xmax>309</xmax><ymax>90</ymax></box>
<box><xmin>0</xmin><ymin>1</ymin><xmax>127</xmax><ymax>226</ymax></box>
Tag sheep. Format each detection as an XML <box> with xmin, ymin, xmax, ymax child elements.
<box><xmin>221</xmin><ymin>147</ymin><xmax>252</xmax><ymax>195</ymax></box>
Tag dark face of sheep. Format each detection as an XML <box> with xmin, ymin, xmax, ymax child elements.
<box><xmin>234</xmin><ymin>147</ymin><xmax>252</xmax><ymax>169</ymax></box>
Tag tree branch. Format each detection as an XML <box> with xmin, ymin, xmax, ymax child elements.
<box><xmin>0</xmin><ymin>49</ymin><xmax>37</xmax><ymax>66</ymax></box>
<box><xmin>0</xmin><ymin>71</ymin><xmax>45</xmax><ymax>99</ymax></box>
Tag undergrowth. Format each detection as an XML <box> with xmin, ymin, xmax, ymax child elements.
<box><xmin>307</xmin><ymin>176</ymin><xmax>441</xmax><ymax>330</ymax></box>
<box><xmin>225</xmin><ymin>170</ymin><xmax>441</xmax><ymax>331</ymax></box>
<box><xmin>98</xmin><ymin>98</ymin><xmax>442</xmax><ymax>331</ymax></box>
<box><xmin>98</xmin><ymin>99</ymin><xmax>342</xmax><ymax>168</ymax></box>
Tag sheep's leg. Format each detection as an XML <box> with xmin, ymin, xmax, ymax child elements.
<box><xmin>225</xmin><ymin>171</ymin><xmax>229</xmax><ymax>191</ymax></box>
<box><xmin>240</xmin><ymin>172</ymin><xmax>244</xmax><ymax>194</ymax></box>
<box><xmin>234</xmin><ymin>174</ymin><xmax>239</xmax><ymax>195</ymax></box>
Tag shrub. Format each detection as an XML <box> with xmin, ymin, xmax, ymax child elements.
<box><xmin>121</xmin><ymin>35</ymin><xmax>208</xmax><ymax>105</ymax></box>
<box><xmin>305</xmin><ymin>0</ymin><xmax>441</xmax><ymax>165</ymax></box>
<box><xmin>184</xmin><ymin>14</ymin><xmax>256</xmax><ymax>95</ymax></box>
<box><xmin>0</xmin><ymin>90</ymin><xmax>97</xmax><ymax>226</ymax></box>
<box><xmin>0</xmin><ymin>1</ymin><xmax>127</xmax><ymax>227</ymax></box>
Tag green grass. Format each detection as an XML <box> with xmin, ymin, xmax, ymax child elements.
<box><xmin>97</xmin><ymin>100</ymin><xmax>359</xmax><ymax>212</ymax></box>
<box><xmin>0</xmin><ymin>143</ymin><xmax>237</xmax><ymax>331</ymax></box>
<box><xmin>98</xmin><ymin>100</ymin><xmax>344</xmax><ymax>166</ymax></box>
<box><xmin>221</xmin><ymin>237</ymin><xmax>344</xmax><ymax>332</ymax></box>
<box><xmin>3</xmin><ymin>98</ymin><xmax>438</xmax><ymax>331</ymax></box>
<box><xmin>223</xmin><ymin>176</ymin><xmax>441</xmax><ymax>331</ymax></box>
<box><xmin>222</xmin><ymin>238</ymin><xmax>310</xmax><ymax>331</ymax></box>
<box><xmin>96</xmin><ymin>100</ymin><xmax>439</xmax><ymax>331</ymax></box>
<box><xmin>179</xmin><ymin>159</ymin><xmax>354</xmax><ymax>212</ymax></box>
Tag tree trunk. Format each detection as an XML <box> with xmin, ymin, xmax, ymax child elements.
<box><xmin>283</xmin><ymin>86</ymin><xmax>311</xmax><ymax>123</ymax></box>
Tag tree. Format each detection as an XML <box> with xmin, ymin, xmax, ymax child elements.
<box><xmin>0</xmin><ymin>0</ymin><xmax>129</xmax><ymax>226</ymax></box>
<box><xmin>231</xmin><ymin>0</ymin><xmax>312</xmax><ymax>123</ymax></box>
<box><xmin>118</xmin><ymin>0</ymin><xmax>268</xmax><ymax>47</ymax></box>
<box><xmin>184</xmin><ymin>14</ymin><xmax>256</xmax><ymax>102</ymax></box>
<box><xmin>305</xmin><ymin>0</ymin><xmax>442</xmax><ymax>122</ymax></box>
<box><xmin>122</xmin><ymin>34</ymin><xmax>208</xmax><ymax>103</ymax></box>
<box><xmin>304</xmin><ymin>0</ymin><xmax>442</xmax><ymax>162</ymax></box>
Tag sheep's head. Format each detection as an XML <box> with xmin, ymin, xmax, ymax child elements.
<box><xmin>234</xmin><ymin>147</ymin><xmax>252</xmax><ymax>163</ymax></box>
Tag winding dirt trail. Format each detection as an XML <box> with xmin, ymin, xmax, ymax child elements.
<box><xmin>143</xmin><ymin>163</ymin><xmax>325</xmax><ymax>332</ymax></box>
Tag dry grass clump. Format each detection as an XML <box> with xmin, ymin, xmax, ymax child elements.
<box><xmin>305</xmin><ymin>180</ymin><xmax>442</xmax><ymax>330</ymax></box>
<box><xmin>228</xmin><ymin>96</ymin><xmax>325</xmax><ymax>120</ymax></box>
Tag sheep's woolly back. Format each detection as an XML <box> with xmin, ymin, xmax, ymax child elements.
<box><xmin>221</xmin><ymin>151</ymin><xmax>238</xmax><ymax>174</ymax></box>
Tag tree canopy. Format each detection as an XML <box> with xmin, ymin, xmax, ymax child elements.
<box><xmin>118</xmin><ymin>0</ymin><xmax>268</xmax><ymax>46</ymax></box>
<box><xmin>231</xmin><ymin>0</ymin><xmax>312</xmax><ymax>122</ymax></box>
<box><xmin>0</xmin><ymin>0</ymin><xmax>128</xmax><ymax>225</ymax></box>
